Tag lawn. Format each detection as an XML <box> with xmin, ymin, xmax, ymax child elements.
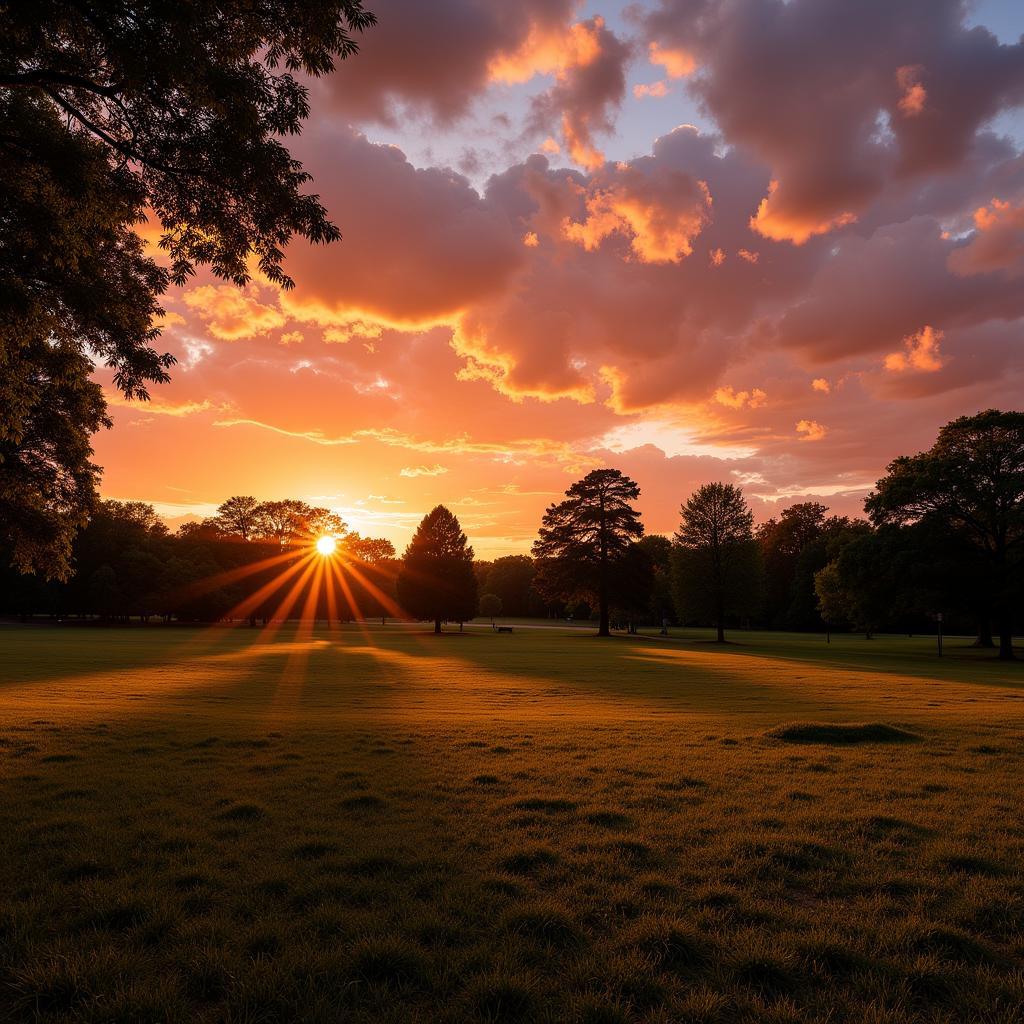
<box><xmin>1</xmin><ymin>624</ymin><xmax>1022</xmax><ymax>1023</ymax></box>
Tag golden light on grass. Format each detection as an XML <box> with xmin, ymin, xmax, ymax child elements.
<box><xmin>315</xmin><ymin>535</ymin><xmax>337</xmax><ymax>556</ymax></box>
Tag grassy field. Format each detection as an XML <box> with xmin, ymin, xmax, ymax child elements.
<box><xmin>1</xmin><ymin>624</ymin><xmax>1022</xmax><ymax>1023</ymax></box>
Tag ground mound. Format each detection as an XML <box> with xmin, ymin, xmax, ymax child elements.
<box><xmin>767</xmin><ymin>722</ymin><xmax>920</xmax><ymax>745</ymax></box>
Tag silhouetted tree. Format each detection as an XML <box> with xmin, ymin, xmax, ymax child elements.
<box><xmin>484</xmin><ymin>555</ymin><xmax>542</xmax><ymax>617</ymax></box>
<box><xmin>213</xmin><ymin>496</ymin><xmax>265</xmax><ymax>542</ymax></box>
<box><xmin>636</xmin><ymin>534</ymin><xmax>674</xmax><ymax>626</ymax></box>
<box><xmin>866</xmin><ymin>410</ymin><xmax>1024</xmax><ymax>660</ymax></box>
<box><xmin>673</xmin><ymin>483</ymin><xmax>761</xmax><ymax>642</ymax></box>
<box><xmin>814</xmin><ymin>524</ymin><xmax>887</xmax><ymax>637</ymax></box>
<box><xmin>1</xmin><ymin>2</ymin><xmax>375</xmax><ymax>576</ymax></box>
<box><xmin>758</xmin><ymin>502</ymin><xmax>829</xmax><ymax>627</ymax></box>
<box><xmin>398</xmin><ymin>506</ymin><xmax>477</xmax><ymax>633</ymax></box>
<box><xmin>533</xmin><ymin>469</ymin><xmax>644</xmax><ymax>637</ymax></box>
<box><xmin>343</xmin><ymin>534</ymin><xmax>396</xmax><ymax>563</ymax></box>
<box><xmin>479</xmin><ymin>593</ymin><xmax>502</xmax><ymax>622</ymax></box>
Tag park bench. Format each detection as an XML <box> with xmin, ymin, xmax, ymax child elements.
<box><xmin>494</xmin><ymin>625</ymin><xmax>514</xmax><ymax>634</ymax></box>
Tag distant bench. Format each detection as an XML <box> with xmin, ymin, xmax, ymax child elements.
<box><xmin>493</xmin><ymin>625</ymin><xmax>514</xmax><ymax>634</ymax></box>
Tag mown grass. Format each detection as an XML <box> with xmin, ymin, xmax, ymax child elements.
<box><xmin>0</xmin><ymin>624</ymin><xmax>1022</xmax><ymax>1023</ymax></box>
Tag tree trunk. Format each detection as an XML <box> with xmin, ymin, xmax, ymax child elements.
<box><xmin>716</xmin><ymin>620</ymin><xmax>725</xmax><ymax>643</ymax></box>
<box><xmin>434</xmin><ymin>618</ymin><xmax>441</xmax><ymax>634</ymax></box>
<box><xmin>716</xmin><ymin>593</ymin><xmax>725</xmax><ymax>643</ymax></box>
<box><xmin>974</xmin><ymin>611</ymin><xmax>994</xmax><ymax>648</ymax></box>
<box><xmin>598</xmin><ymin>599</ymin><xmax>610</xmax><ymax>637</ymax></box>
<box><xmin>998</xmin><ymin>618</ymin><xmax>1015</xmax><ymax>660</ymax></box>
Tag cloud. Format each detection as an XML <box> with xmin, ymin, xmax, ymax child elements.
<box><xmin>811</xmin><ymin>378</ymin><xmax>831</xmax><ymax>393</ymax></box>
<box><xmin>714</xmin><ymin>386</ymin><xmax>767</xmax><ymax>409</ymax></box>
<box><xmin>106</xmin><ymin>394</ymin><xmax>225</xmax><ymax>418</ymax></box>
<box><xmin>181</xmin><ymin>284</ymin><xmax>286</xmax><ymax>341</ymax></box>
<box><xmin>399</xmin><ymin>464</ymin><xmax>449</xmax><ymax>478</ymax></box>
<box><xmin>641</xmin><ymin>0</ymin><xmax>1024</xmax><ymax>244</ymax></box>
<box><xmin>562</xmin><ymin>160</ymin><xmax>712</xmax><ymax>262</ymax></box>
<box><xmin>280</xmin><ymin>127</ymin><xmax>524</xmax><ymax>329</ymax></box>
<box><xmin>647</xmin><ymin>40</ymin><xmax>694</xmax><ymax>79</ymax></box>
<box><xmin>796</xmin><ymin>419</ymin><xmax>827</xmax><ymax>441</ymax></box>
<box><xmin>323</xmin><ymin>0</ymin><xmax>577</xmax><ymax>124</ymax></box>
<box><xmin>633</xmin><ymin>80</ymin><xmax>669</xmax><ymax>99</ymax></box>
<box><xmin>527</xmin><ymin>16</ymin><xmax>632</xmax><ymax>170</ymax></box>
<box><xmin>884</xmin><ymin>325</ymin><xmax>944</xmax><ymax>373</ymax></box>
<box><xmin>896</xmin><ymin>65</ymin><xmax>928</xmax><ymax>118</ymax></box>
<box><xmin>949</xmin><ymin>198</ymin><xmax>1024</xmax><ymax>278</ymax></box>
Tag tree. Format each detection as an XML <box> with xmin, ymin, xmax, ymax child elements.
<box><xmin>814</xmin><ymin>525</ymin><xmax>889</xmax><ymax>638</ymax></box>
<box><xmin>254</xmin><ymin>500</ymin><xmax>346</xmax><ymax>547</ymax></box>
<box><xmin>1</xmin><ymin>2</ymin><xmax>375</xmax><ymax>577</ymax></box>
<box><xmin>213</xmin><ymin>496</ymin><xmax>265</xmax><ymax>542</ymax></box>
<box><xmin>866</xmin><ymin>410</ymin><xmax>1024</xmax><ymax>660</ymax></box>
<box><xmin>398</xmin><ymin>506</ymin><xmax>477</xmax><ymax>633</ymax></box>
<box><xmin>636</xmin><ymin>534</ymin><xmax>674</xmax><ymax>626</ymax></box>
<box><xmin>757</xmin><ymin>502</ymin><xmax>829</xmax><ymax>627</ymax></box>
<box><xmin>533</xmin><ymin>469</ymin><xmax>643</xmax><ymax>637</ymax></box>
<box><xmin>484</xmin><ymin>555</ymin><xmax>542</xmax><ymax>617</ymax></box>
<box><xmin>343</xmin><ymin>534</ymin><xmax>396</xmax><ymax>563</ymax></box>
<box><xmin>479</xmin><ymin>593</ymin><xmax>503</xmax><ymax>623</ymax></box>
<box><xmin>673</xmin><ymin>482</ymin><xmax>761</xmax><ymax>642</ymax></box>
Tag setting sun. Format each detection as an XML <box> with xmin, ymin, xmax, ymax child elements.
<box><xmin>315</xmin><ymin>535</ymin><xmax>337</xmax><ymax>556</ymax></box>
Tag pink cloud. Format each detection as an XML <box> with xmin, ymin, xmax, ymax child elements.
<box><xmin>884</xmin><ymin>326</ymin><xmax>944</xmax><ymax>373</ymax></box>
<box><xmin>949</xmin><ymin>198</ymin><xmax>1024</xmax><ymax>278</ymax></box>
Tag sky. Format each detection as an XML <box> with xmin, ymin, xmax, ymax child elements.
<box><xmin>96</xmin><ymin>0</ymin><xmax>1024</xmax><ymax>557</ymax></box>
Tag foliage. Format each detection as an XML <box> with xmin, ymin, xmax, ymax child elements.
<box><xmin>479</xmin><ymin>593</ymin><xmax>502</xmax><ymax>621</ymax></box>
<box><xmin>0</xmin><ymin>498</ymin><xmax>397</xmax><ymax>623</ymax></box>
<box><xmin>866</xmin><ymin>409</ymin><xmax>1024</xmax><ymax>658</ymax></box>
<box><xmin>398</xmin><ymin>506</ymin><xmax>477</xmax><ymax>632</ymax></box>
<box><xmin>482</xmin><ymin>555</ymin><xmax>544</xmax><ymax>618</ymax></box>
<box><xmin>533</xmin><ymin>469</ymin><xmax>644</xmax><ymax>636</ymax></box>
<box><xmin>0</xmin><ymin>2</ymin><xmax>374</xmax><ymax>576</ymax></box>
<box><xmin>673</xmin><ymin>482</ymin><xmax>761</xmax><ymax>641</ymax></box>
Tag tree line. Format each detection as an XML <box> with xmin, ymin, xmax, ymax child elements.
<box><xmin>2</xmin><ymin>410</ymin><xmax>1021</xmax><ymax>658</ymax></box>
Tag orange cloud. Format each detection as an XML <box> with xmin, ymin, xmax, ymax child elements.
<box><xmin>527</xmin><ymin>16</ymin><xmax>629</xmax><ymax>172</ymax></box>
<box><xmin>106</xmin><ymin>393</ymin><xmax>225</xmax><ymax>418</ymax></box>
<box><xmin>322</xmin><ymin>321</ymin><xmax>385</xmax><ymax>344</ymax></box>
<box><xmin>811</xmin><ymin>378</ymin><xmax>831</xmax><ymax>393</ymax></box>
<box><xmin>796</xmin><ymin>419</ymin><xmax>827</xmax><ymax>441</ymax></box>
<box><xmin>181</xmin><ymin>284</ymin><xmax>286</xmax><ymax>341</ymax></box>
<box><xmin>714</xmin><ymin>386</ymin><xmax>767</xmax><ymax>409</ymax></box>
<box><xmin>948</xmin><ymin>199</ymin><xmax>1024</xmax><ymax>279</ymax></box>
<box><xmin>399</xmin><ymin>464</ymin><xmax>448</xmax><ymax>478</ymax></box>
<box><xmin>563</xmin><ymin>167</ymin><xmax>712</xmax><ymax>263</ymax></box>
<box><xmin>648</xmin><ymin>41</ymin><xmax>695</xmax><ymax>78</ymax></box>
<box><xmin>751</xmin><ymin>181</ymin><xmax>857</xmax><ymax>245</ymax></box>
<box><xmin>488</xmin><ymin>17</ymin><xmax>602</xmax><ymax>84</ymax></box>
<box><xmin>522</xmin><ymin>231</ymin><xmax>540</xmax><ymax>248</ymax></box>
<box><xmin>884</xmin><ymin>325</ymin><xmax>944</xmax><ymax>372</ymax></box>
<box><xmin>633</xmin><ymin>80</ymin><xmax>669</xmax><ymax>99</ymax></box>
<box><xmin>709</xmin><ymin>247</ymin><xmax>725</xmax><ymax>267</ymax></box>
<box><xmin>896</xmin><ymin>65</ymin><xmax>927</xmax><ymax>117</ymax></box>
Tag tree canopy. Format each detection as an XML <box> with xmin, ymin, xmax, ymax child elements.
<box><xmin>673</xmin><ymin>482</ymin><xmax>760</xmax><ymax>642</ymax></box>
<box><xmin>397</xmin><ymin>506</ymin><xmax>477</xmax><ymax>633</ymax></box>
<box><xmin>0</xmin><ymin>2</ymin><xmax>374</xmax><ymax>578</ymax></box>
<box><xmin>533</xmin><ymin>469</ymin><xmax>643</xmax><ymax>636</ymax></box>
<box><xmin>866</xmin><ymin>409</ymin><xmax>1024</xmax><ymax>659</ymax></box>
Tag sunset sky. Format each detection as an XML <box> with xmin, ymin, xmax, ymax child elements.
<box><xmin>96</xmin><ymin>0</ymin><xmax>1024</xmax><ymax>558</ymax></box>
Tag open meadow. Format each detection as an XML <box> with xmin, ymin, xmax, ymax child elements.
<box><xmin>1</xmin><ymin>624</ymin><xmax>1022</xmax><ymax>1023</ymax></box>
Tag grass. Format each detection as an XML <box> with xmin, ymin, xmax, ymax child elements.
<box><xmin>0</xmin><ymin>623</ymin><xmax>1022</xmax><ymax>1023</ymax></box>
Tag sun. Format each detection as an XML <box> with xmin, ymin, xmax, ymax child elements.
<box><xmin>315</xmin><ymin>535</ymin><xmax>337</xmax><ymax>556</ymax></box>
